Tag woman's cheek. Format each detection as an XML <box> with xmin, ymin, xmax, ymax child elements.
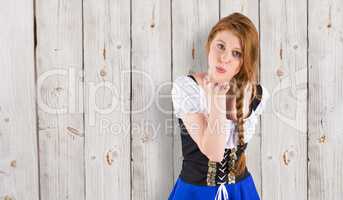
<box><xmin>234</xmin><ymin>63</ymin><xmax>241</xmax><ymax>74</ymax></box>
<box><xmin>208</xmin><ymin>55</ymin><xmax>217</xmax><ymax>70</ymax></box>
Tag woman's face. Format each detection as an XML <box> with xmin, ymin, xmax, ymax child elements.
<box><xmin>207</xmin><ymin>30</ymin><xmax>243</xmax><ymax>83</ymax></box>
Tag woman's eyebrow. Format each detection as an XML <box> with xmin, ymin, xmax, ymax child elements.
<box><xmin>216</xmin><ymin>39</ymin><xmax>242</xmax><ymax>50</ymax></box>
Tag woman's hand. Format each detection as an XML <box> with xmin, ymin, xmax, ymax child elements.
<box><xmin>203</xmin><ymin>75</ymin><xmax>231</xmax><ymax>113</ymax></box>
<box><xmin>203</xmin><ymin>75</ymin><xmax>230</xmax><ymax>98</ymax></box>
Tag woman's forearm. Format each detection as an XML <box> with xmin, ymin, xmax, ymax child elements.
<box><xmin>201</xmin><ymin>97</ymin><xmax>228</xmax><ymax>162</ymax></box>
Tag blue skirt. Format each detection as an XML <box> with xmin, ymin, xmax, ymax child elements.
<box><xmin>168</xmin><ymin>174</ymin><xmax>260</xmax><ymax>200</ymax></box>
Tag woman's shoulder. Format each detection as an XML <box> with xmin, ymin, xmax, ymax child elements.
<box><xmin>190</xmin><ymin>72</ymin><xmax>207</xmax><ymax>86</ymax></box>
<box><xmin>174</xmin><ymin>72</ymin><xmax>207</xmax><ymax>87</ymax></box>
<box><xmin>173</xmin><ymin>74</ymin><xmax>201</xmax><ymax>96</ymax></box>
<box><xmin>245</xmin><ymin>83</ymin><xmax>269</xmax><ymax>100</ymax></box>
<box><xmin>250</xmin><ymin>83</ymin><xmax>270</xmax><ymax>115</ymax></box>
<box><xmin>174</xmin><ymin>74</ymin><xmax>194</xmax><ymax>84</ymax></box>
<box><xmin>254</xmin><ymin>84</ymin><xmax>270</xmax><ymax>103</ymax></box>
<box><xmin>172</xmin><ymin>73</ymin><xmax>207</xmax><ymax>118</ymax></box>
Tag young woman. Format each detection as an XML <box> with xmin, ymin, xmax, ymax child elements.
<box><xmin>168</xmin><ymin>13</ymin><xmax>270</xmax><ymax>200</ymax></box>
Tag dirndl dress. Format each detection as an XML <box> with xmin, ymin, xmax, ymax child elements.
<box><xmin>169</xmin><ymin>74</ymin><xmax>269</xmax><ymax>200</ymax></box>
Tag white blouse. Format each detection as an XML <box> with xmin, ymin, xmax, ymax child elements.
<box><xmin>171</xmin><ymin>75</ymin><xmax>270</xmax><ymax>148</ymax></box>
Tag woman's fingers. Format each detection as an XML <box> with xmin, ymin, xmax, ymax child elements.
<box><xmin>214</xmin><ymin>82</ymin><xmax>229</xmax><ymax>94</ymax></box>
<box><xmin>203</xmin><ymin>75</ymin><xmax>230</xmax><ymax>96</ymax></box>
<box><xmin>223</xmin><ymin>82</ymin><xmax>230</xmax><ymax>93</ymax></box>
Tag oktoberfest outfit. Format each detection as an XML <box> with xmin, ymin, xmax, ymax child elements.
<box><xmin>168</xmin><ymin>74</ymin><xmax>270</xmax><ymax>200</ymax></box>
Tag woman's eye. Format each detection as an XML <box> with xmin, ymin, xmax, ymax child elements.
<box><xmin>216</xmin><ymin>43</ymin><xmax>225</xmax><ymax>50</ymax></box>
<box><xmin>232</xmin><ymin>51</ymin><xmax>242</xmax><ymax>58</ymax></box>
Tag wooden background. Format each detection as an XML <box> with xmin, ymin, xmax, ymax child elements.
<box><xmin>0</xmin><ymin>0</ymin><xmax>342</xmax><ymax>199</ymax></box>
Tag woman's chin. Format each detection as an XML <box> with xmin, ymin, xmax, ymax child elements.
<box><xmin>209</xmin><ymin>72</ymin><xmax>229</xmax><ymax>83</ymax></box>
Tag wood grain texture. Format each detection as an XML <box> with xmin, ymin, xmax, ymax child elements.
<box><xmin>172</xmin><ymin>0</ymin><xmax>219</xmax><ymax>182</ymax></box>
<box><xmin>35</xmin><ymin>0</ymin><xmax>84</xmax><ymax>199</ymax></box>
<box><xmin>0</xmin><ymin>1</ymin><xmax>39</xmax><ymax>199</ymax></box>
<box><xmin>260</xmin><ymin>0</ymin><xmax>308</xmax><ymax>199</ymax></box>
<box><xmin>83</xmin><ymin>0</ymin><xmax>131</xmax><ymax>199</ymax></box>
<box><xmin>131</xmin><ymin>0</ymin><xmax>173</xmax><ymax>199</ymax></box>
<box><xmin>308</xmin><ymin>0</ymin><xmax>343</xmax><ymax>199</ymax></box>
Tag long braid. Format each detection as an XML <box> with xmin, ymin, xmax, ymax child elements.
<box><xmin>233</xmin><ymin>79</ymin><xmax>247</xmax><ymax>176</ymax></box>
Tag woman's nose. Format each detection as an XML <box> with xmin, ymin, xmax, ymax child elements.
<box><xmin>221</xmin><ymin>52</ymin><xmax>231</xmax><ymax>63</ymax></box>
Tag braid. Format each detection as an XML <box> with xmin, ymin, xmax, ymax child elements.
<box><xmin>233</xmin><ymin>79</ymin><xmax>247</xmax><ymax>176</ymax></box>
<box><xmin>236</xmin><ymin>82</ymin><xmax>245</xmax><ymax>146</ymax></box>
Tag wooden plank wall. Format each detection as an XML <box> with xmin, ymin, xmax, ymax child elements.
<box><xmin>308</xmin><ymin>0</ymin><xmax>343</xmax><ymax>199</ymax></box>
<box><xmin>0</xmin><ymin>1</ymin><xmax>39</xmax><ymax>200</ymax></box>
<box><xmin>35</xmin><ymin>0</ymin><xmax>84</xmax><ymax>200</ymax></box>
<box><xmin>260</xmin><ymin>0</ymin><xmax>308</xmax><ymax>199</ymax></box>
<box><xmin>0</xmin><ymin>0</ymin><xmax>343</xmax><ymax>200</ymax></box>
<box><xmin>83</xmin><ymin>0</ymin><xmax>131</xmax><ymax>199</ymax></box>
<box><xmin>131</xmin><ymin>0</ymin><xmax>173</xmax><ymax>199</ymax></box>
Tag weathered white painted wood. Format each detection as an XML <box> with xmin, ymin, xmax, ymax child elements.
<box><xmin>172</xmin><ymin>0</ymin><xmax>219</xmax><ymax>182</ymax></box>
<box><xmin>260</xmin><ymin>0</ymin><xmax>308</xmax><ymax>199</ymax></box>
<box><xmin>308</xmin><ymin>0</ymin><xmax>343</xmax><ymax>199</ymax></box>
<box><xmin>0</xmin><ymin>1</ymin><xmax>39</xmax><ymax>200</ymax></box>
<box><xmin>83</xmin><ymin>0</ymin><xmax>131</xmax><ymax>199</ymax></box>
<box><xmin>220</xmin><ymin>1</ymin><xmax>262</xmax><ymax>195</ymax></box>
<box><xmin>131</xmin><ymin>0</ymin><xmax>173</xmax><ymax>199</ymax></box>
<box><xmin>35</xmin><ymin>0</ymin><xmax>84</xmax><ymax>199</ymax></box>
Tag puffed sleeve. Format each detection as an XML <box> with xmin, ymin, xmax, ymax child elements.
<box><xmin>254</xmin><ymin>85</ymin><xmax>270</xmax><ymax>116</ymax></box>
<box><xmin>171</xmin><ymin>75</ymin><xmax>205</xmax><ymax>119</ymax></box>
<box><xmin>243</xmin><ymin>84</ymin><xmax>271</xmax><ymax>143</ymax></box>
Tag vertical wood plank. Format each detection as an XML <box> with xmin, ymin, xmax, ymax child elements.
<box><xmin>83</xmin><ymin>0</ymin><xmax>131</xmax><ymax>199</ymax></box>
<box><xmin>220</xmin><ymin>0</ymin><xmax>261</xmax><ymax>195</ymax></box>
<box><xmin>131</xmin><ymin>0</ymin><xmax>173</xmax><ymax>199</ymax></box>
<box><xmin>172</xmin><ymin>0</ymin><xmax>219</xmax><ymax>182</ymax></box>
<box><xmin>260</xmin><ymin>0</ymin><xmax>308</xmax><ymax>199</ymax></box>
<box><xmin>35</xmin><ymin>0</ymin><xmax>84</xmax><ymax>199</ymax></box>
<box><xmin>308</xmin><ymin>0</ymin><xmax>343</xmax><ymax>199</ymax></box>
<box><xmin>0</xmin><ymin>1</ymin><xmax>39</xmax><ymax>199</ymax></box>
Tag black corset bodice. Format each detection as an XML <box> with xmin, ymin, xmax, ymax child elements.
<box><xmin>177</xmin><ymin>74</ymin><xmax>263</xmax><ymax>186</ymax></box>
<box><xmin>178</xmin><ymin>118</ymin><xmax>250</xmax><ymax>186</ymax></box>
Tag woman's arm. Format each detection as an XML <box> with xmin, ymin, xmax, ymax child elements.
<box><xmin>181</xmin><ymin>90</ymin><xmax>228</xmax><ymax>162</ymax></box>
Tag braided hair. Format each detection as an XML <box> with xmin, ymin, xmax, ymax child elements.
<box><xmin>232</xmin><ymin>79</ymin><xmax>256</xmax><ymax>176</ymax></box>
